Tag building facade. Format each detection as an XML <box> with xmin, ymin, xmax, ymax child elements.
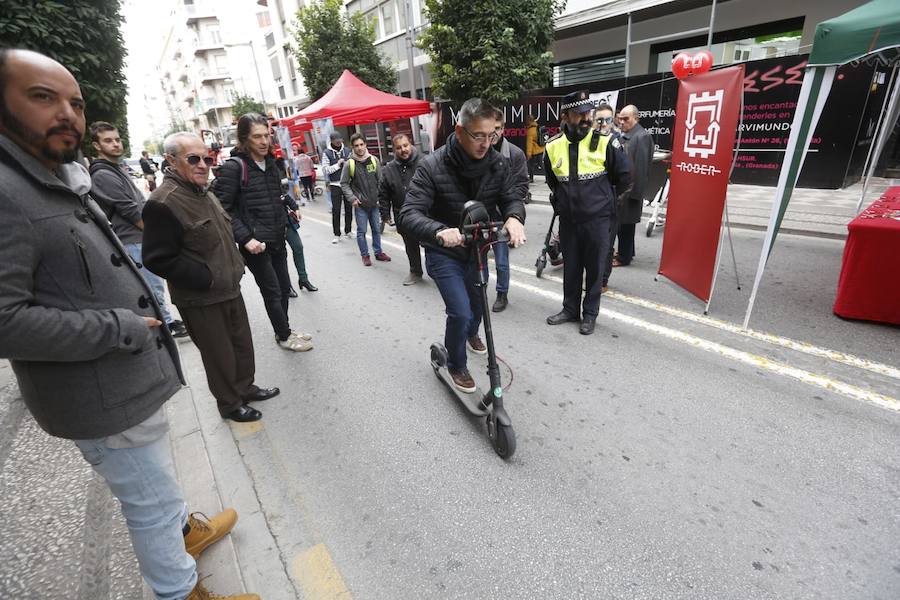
<box><xmin>257</xmin><ymin>0</ymin><xmax>310</xmax><ymax>120</ymax></box>
<box><xmin>157</xmin><ymin>0</ymin><xmax>280</xmax><ymax>134</ymax></box>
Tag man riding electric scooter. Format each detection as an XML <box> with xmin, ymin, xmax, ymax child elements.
<box><xmin>399</xmin><ymin>97</ymin><xmax>526</xmax><ymax>393</ymax></box>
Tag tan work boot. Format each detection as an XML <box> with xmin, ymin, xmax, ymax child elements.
<box><xmin>184</xmin><ymin>509</ymin><xmax>238</xmax><ymax>559</ymax></box>
<box><xmin>185</xmin><ymin>580</ymin><xmax>260</xmax><ymax>600</ymax></box>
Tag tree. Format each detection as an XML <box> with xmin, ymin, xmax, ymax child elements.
<box><xmin>417</xmin><ymin>0</ymin><xmax>564</xmax><ymax>106</ymax></box>
<box><xmin>231</xmin><ymin>93</ymin><xmax>265</xmax><ymax>118</ymax></box>
<box><xmin>0</xmin><ymin>0</ymin><xmax>131</xmax><ymax>156</ymax></box>
<box><xmin>290</xmin><ymin>0</ymin><xmax>397</xmax><ymax>101</ymax></box>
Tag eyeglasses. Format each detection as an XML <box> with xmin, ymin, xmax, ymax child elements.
<box><xmin>595</xmin><ymin>116</ymin><xmax>614</xmax><ymax>125</ymax></box>
<box><xmin>460</xmin><ymin>125</ymin><xmax>500</xmax><ymax>144</ymax></box>
<box><xmin>184</xmin><ymin>154</ymin><xmax>214</xmax><ymax>166</ymax></box>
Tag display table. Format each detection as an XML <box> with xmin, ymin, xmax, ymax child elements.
<box><xmin>833</xmin><ymin>186</ymin><xmax>900</xmax><ymax>325</ymax></box>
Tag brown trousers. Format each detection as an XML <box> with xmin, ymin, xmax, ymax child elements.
<box><xmin>179</xmin><ymin>295</ymin><xmax>256</xmax><ymax>416</ymax></box>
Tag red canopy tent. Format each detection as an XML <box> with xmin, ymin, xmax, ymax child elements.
<box><xmin>282</xmin><ymin>69</ymin><xmax>431</xmax><ymax>127</ymax></box>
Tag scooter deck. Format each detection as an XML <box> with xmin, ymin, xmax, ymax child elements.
<box><xmin>434</xmin><ymin>366</ymin><xmax>490</xmax><ymax>417</ymax></box>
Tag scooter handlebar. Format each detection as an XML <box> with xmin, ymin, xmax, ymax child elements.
<box><xmin>462</xmin><ymin>221</ymin><xmax>507</xmax><ymax>245</ymax></box>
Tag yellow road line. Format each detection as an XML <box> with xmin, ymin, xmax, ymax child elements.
<box><xmin>303</xmin><ymin>214</ymin><xmax>899</xmax><ymax>411</ymax></box>
<box><xmin>292</xmin><ymin>544</ymin><xmax>353</xmax><ymax>600</ymax></box>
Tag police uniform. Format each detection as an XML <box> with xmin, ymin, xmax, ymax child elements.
<box><xmin>544</xmin><ymin>90</ymin><xmax>630</xmax><ymax>333</ymax></box>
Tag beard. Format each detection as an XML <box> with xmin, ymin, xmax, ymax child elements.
<box><xmin>0</xmin><ymin>103</ymin><xmax>82</xmax><ymax>163</ymax></box>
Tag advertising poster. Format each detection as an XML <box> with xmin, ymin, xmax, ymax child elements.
<box><xmin>658</xmin><ymin>65</ymin><xmax>745</xmax><ymax>303</ymax></box>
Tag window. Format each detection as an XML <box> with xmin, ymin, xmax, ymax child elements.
<box><xmin>270</xmin><ymin>55</ymin><xmax>282</xmax><ymax>81</ymax></box>
<box><xmin>209</xmin><ymin>28</ymin><xmax>221</xmax><ymax>44</ymax></box>
<box><xmin>284</xmin><ymin>48</ymin><xmax>296</xmax><ymax>79</ymax></box>
<box><xmin>257</xmin><ymin>11</ymin><xmax>271</xmax><ymax>28</ymax></box>
<box><xmin>553</xmin><ymin>53</ymin><xmax>625</xmax><ymax>86</ymax></box>
<box><xmin>265</xmin><ymin>32</ymin><xmax>275</xmax><ymax>50</ymax></box>
<box><xmin>278</xmin><ymin>85</ymin><xmax>286</xmax><ymax>100</ymax></box>
<box><xmin>365</xmin><ymin>10</ymin><xmax>380</xmax><ymax>38</ymax></box>
<box><xmin>213</xmin><ymin>53</ymin><xmax>228</xmax><ymax>73</ymax></box>
<box><xmin>397</xmin><ymin>0</ymin><xmax>408</xmax><ymax>30</ymax></box>
<box><xmin>381</xmin><ymin>2</ymin><xmax>396</xmax><ymax>36</ymax></box>
<box><xmin>649</xmin><ymin>18</ymin><xmax>804</xmax><ymax>73</ymax></box>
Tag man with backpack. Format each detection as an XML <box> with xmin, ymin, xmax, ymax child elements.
<box><xmin>341</xmin><ymin>133</ymin><xmax>391</xmax><ymax>267</ymax></box>
<box><xmin>88</xmin><ymin>121</ymin><xmax>188</xmax><ymax>338</ymax></box>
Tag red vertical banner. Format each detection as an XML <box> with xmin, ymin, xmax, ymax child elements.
<box><xmin>659</xmin><ymin>65</ymin><xmax>745</xmax><ymax>302</ymax></box>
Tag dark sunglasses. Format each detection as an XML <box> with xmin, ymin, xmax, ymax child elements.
<box><xmin>184</xmin><ymin>154</ymin><xmax>214</xmax><ymax>166</ymax></box>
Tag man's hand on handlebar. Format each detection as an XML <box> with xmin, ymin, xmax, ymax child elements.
<box><xmin>504</xmin><ymin>217</ymin><xmax>527</xmax><ymax>248</ymax></box>
<box><xmin>436</xmin><ymin>227</ymin><xmax>465</xmax><ymax>248</ymax></box>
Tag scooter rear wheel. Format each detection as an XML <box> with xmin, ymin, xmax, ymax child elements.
<box><xmin>488</xmin><ymin>416</ymin><xmax>516</xmax><ymax>458</ymax></box>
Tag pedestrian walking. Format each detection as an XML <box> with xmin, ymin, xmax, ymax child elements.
<box><xmin>400</xmin><ymin>98</ymin><xmax>526</xmax><ymax>394</ymax></box>
<box><xmin>322</xmin><ymin>132</ymin><xmax>353</xmax><ymax>243</ymax></box>
<box><xmin>613</xmin><ymin>104</ymin><xmax>653</xmax><ymax>267</ymax></box>
<box><xmin>419</xmin><ymin>123</ymin><xmax>432</xmax><ymax>154</ymax></box>
<box><xmin>212</xmin><ymin>112</ymin><xmax>313</xmax><ymax>352</ymax></box>
<box><xmin>341</xmin><ymin>132</ymin><xmax>391</xmax><ymax>267</ymax></box>
<box><xmin>379</xmin><ymin>133</ymin><xmax>423</xmax><ymax>284</ymax></box>
<box><xmin>489</xmin><ymin>114</ymin><xmax>530</xmax><ymax>312</ymax></box>
<box><xmin>525</xmin><ymin>114</ymin><xmax>545</xmax><ymax>183</ymax></box>
<box><xmin>139</xmin><ymin>149</ymin><xmax>158</xmax><ymax>191</ymax></box>
<box><xmin>88</xmin><ymin>121</ymin><xmax>189</xmax><ymax>339</ymax></box>
<box><xmin>295</xmin><ymin>150</ymin><xmax>315</xmax><ymax>203</ymax></box>
<box><xmin>0</xmin><ymin>48</ymin><xmax>256</xmax><ymax>600</ymax></box>
<box><xmin>595</xmin><ymin>103</ymin><xmax>622</xmax><ymax>293</ymax></box>
<box><xmin>544</xmin><ymin>90</ymin><xmax>630</xmax><ymax>335</ymax></box>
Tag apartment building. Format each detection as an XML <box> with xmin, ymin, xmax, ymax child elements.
<box><xmin>157</xmin><ymin>0</ymin><xmax>279</xmax><ymax>133</ymax></box>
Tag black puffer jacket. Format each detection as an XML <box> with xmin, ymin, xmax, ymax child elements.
<box><xmin>378</xmin><ymin>148</ymin><xmax>421</xmax><ymax>223</ymax></box>
<box><xmin>211</xmin><ymin>151</ymin><xmax>287</xmax><ymax>246</ymax></box>
<box><xmin>398</xmin><ymin>135</ymin><xmax>526</xmax><ymax>261</ymax></box>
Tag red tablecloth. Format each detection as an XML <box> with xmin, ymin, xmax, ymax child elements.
<box><xmin>833</xmin><ymin>186</ymin><xmax>900</xmax><ymax>325</ymax></box>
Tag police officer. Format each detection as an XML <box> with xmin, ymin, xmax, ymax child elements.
<box><xmin>544</xmin><ymin>91</ymin><xmax>630</xmax><ymax>335</ymax></box>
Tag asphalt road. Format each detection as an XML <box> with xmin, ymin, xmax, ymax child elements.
<box><xmin>207</xmin><ymin>198</ymin><xmax>899</xmax><ymax>600</ymax></box>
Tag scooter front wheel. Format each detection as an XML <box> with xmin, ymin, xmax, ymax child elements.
<box><xmin>535</xmin><ymin>255</ymin><xmax>547</xmax><ymax>279</ymax></box>
<box><xmin>487</xmin><ymin>416</ymin><xmax>516</xmax><ymax>458</ymax></box>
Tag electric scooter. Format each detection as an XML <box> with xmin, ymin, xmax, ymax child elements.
<box><xmin>534</xmin><ymin>210</ymin><xmax>559</xmax><ymax>278</ymax></box>
<box><xmin>430</xmin><ymin>201</ymin><xmax>516</xmax><ymax>459</ymax></box>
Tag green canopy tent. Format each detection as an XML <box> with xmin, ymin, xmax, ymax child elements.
<box><xmin>743</xmin><ymin>0</ymin><xmax>900</xmax><ymax>328</ymax></box>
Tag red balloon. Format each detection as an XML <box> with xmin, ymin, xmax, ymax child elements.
<box><xmin>672</xmin><ymin>52</ymin><xmax>693</xmax><ymax>79</ymax></box>
<box><xmin>693</xmin><ymin>50</ymin><xmax>714</xmax><ymax>74</ymax></box>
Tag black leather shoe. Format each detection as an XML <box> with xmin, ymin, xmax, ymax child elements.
<box><xmin>579</xmin><ymin>317</ymin><xmax>596</xmax><ymax>335</ymax></box>
<box><xmin>299</xmin><ymin>280</ymin><xmax>318</xmax><ymax>292</ymax></box>
<box><xmin>242</xmin><ymin>387</ymin><xmax>280</xmax><ymax>403</ymax></box>
<box><xmin>492</xmin><ymin>292</ymin><xmax>508</xmax><ymax>312</ymax></box>
<box><xmin>547</xmin><ymin>310</ymin><xmax>579</xmax><ymax>325</ymax></box>
<box><xmin>224</xmin><ymin>405</ymin><xmax>262</xmax><ymax>422</ymax></box>
<box><xmin>288</xmin><ymin>287</ymin><xmax>298</xmax><ymax>298</ymax></box>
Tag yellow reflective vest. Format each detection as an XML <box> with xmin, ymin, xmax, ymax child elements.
<box><xmin>544</xmin><ymin>130</ymin><xmax>629</xmax><ymax>222</ymax></box>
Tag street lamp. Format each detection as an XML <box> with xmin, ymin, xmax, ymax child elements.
<box><xmin>224</xmin><ymin>41</ymin><xmax>267</xmax><ymax>106</ymax></box>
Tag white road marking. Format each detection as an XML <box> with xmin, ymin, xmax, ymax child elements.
<box><xmin>302</xmin><ymin>214</ymin><xmax>899</xmax><ymax>411</ymax></box>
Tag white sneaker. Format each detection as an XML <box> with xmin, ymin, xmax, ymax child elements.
<box><xmin>331</xmin><ymin>237</ymin><xmax>339</xmax><ymax>244</ymax></box>
<box><xmin>291</xmin><ymin>331</ymin><xmax>313</xmax><ymax>341</ymax></box>
<box><xmin>276</xmin><ymin>333</ymin><xmax>313</xmax><ymax>352</ymax></box>
<box><xmin>344</xmin><ymin>232</ymin><xmax>352</xmax><ymax>238</ymax></box>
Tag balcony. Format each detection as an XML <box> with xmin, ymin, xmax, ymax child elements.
<box><xmin>202</xmin><ymin>97</ymin><xmax>232</xmax><ymax>110</ymax></box>
<box><xmin>194</xmin><ymin>40</ymin><xmax>225</xmax><ymax>55</ymax></box>
<box><xmin>185</xmin><ymin>3</ymin><xmax>217</xmax><ymax>24</ymax></box>
<box><xmin>199</xmin><ymin>70</ymin><xmax>230</xmax><ymax>84</ymax></box>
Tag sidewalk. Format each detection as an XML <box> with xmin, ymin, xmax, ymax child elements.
<box><xmin>526</xmin><ymin>175</ymin><xmax>899</xmax><ymax>239</ymax></box>
<box><xmin>0</xmin><ymin>342</ymin><xmax>290</xmax><ymax>598</ymax></box>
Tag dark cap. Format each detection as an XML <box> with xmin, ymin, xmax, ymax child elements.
<box><xmin>561</xmin><ymin>90</ymin><xmax>595</xmax><ymax>114</ymax></box>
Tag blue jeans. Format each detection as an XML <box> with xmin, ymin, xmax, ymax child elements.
<box><xmin>355</xmin><ymin>205</ymin><xmax>382</xmax><ymax>257</ymax></box>
<box><xmin>74</xmin><ymin>434</ymin><xmax>195</xmax><ymax>600</ymax></box>
<box><xmin>425</xmin><ymin>249</ymin><xmax>488</xmax><ymax>372</ymax></box>
<box><xmin>492</xmin><ymin>241</ymin><xmax>510</xmax><ymax>294</ymax></box>
<box><xmin>126</xmin><ymin>243</ymin><xmax>173</xmax><ymax>324</ymax></box>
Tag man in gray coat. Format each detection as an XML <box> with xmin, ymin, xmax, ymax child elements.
<box><xmin>613</xmin><ymin>104</ymin><xmax>654</xmax><ymax>267</ymax></box>
<box><xmin>0</xmin><ymin>49</ymin><xmax>255</xmax><ymax>600</ymax></box>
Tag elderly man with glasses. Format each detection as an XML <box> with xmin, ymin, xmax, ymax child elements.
<box><xmin>142</xmin><ymin>132</ymin><xmax>280</xmax><ymax>424</ymax></box>
<box><xmin>399</xmin><ymin>98</ymin><xmax>526</xmax><ymax>394</ymax></box>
